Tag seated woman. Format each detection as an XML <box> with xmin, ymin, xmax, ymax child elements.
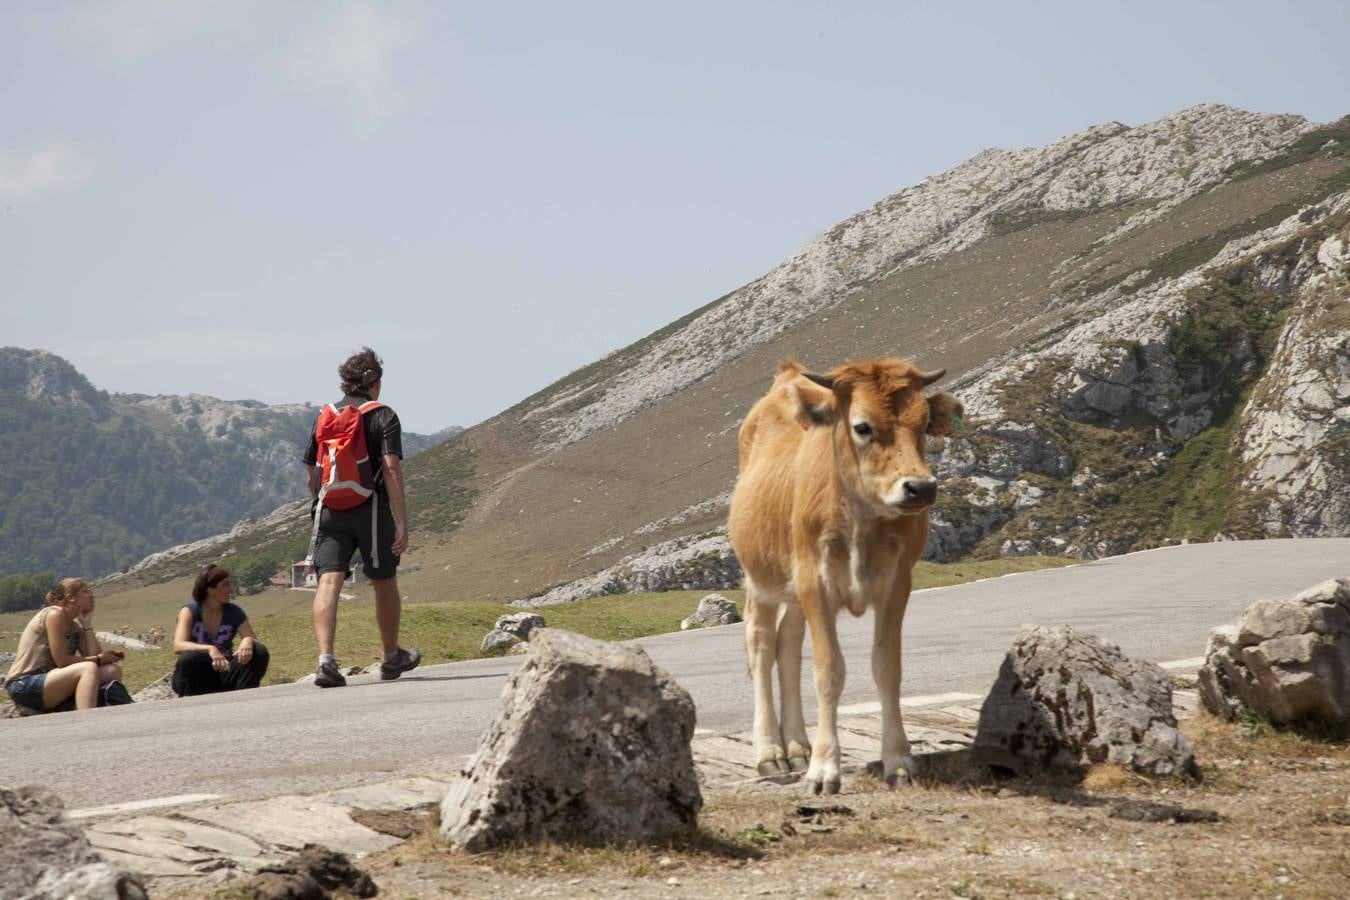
<box><xmin>172</xmin><ymin>565</ymin><xmax>270</xmax><ymax>696</ymax></box>
<box><xmin>4</xmin><ymin>578</ymin><xmax>125</xmax><ymax>713</ymax></box>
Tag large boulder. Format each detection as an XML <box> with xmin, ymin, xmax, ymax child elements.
<box><xmin>480</xmin><ymin>629</ymin><xmax>520</xmax><ymax>654</ymax></box>
<box><xmin>1197</xmin><ymin>577</ymin><xmax>1350</xmax><ymax>724</ymax></box>
<box><xmin>680</xmin><ymin>593</ymin><xmax>741</xmax><ymax>630</ymax></box>
<box><xmin>441</xmin><ymin>628</ymin><xmax>702</xmax><ymax>851</ymax></box>
<box><xmin>495</xmin><ymin>613</ymin><xmax>546</xmax><ymax>641</ymax></box>
<box><xmin>973</xmin><ymin>624</ymin><xmax>1196</xmax><ymax>778</ymax></box>
<box><xmin>0</xmin><ymin>785</ymin><xmax>148</xmax><ymax>900</ymax></box>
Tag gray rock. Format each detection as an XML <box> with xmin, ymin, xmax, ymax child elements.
<box><xmin>680</xmin><ymin>593</ymin><xmax>741</xmax><ymax>630</ymax></box>
<box><xmin>1198</xmin><ymin>577</ymin><xmax>1350</xmax><ymax>723</ymax></box>
<box><xmin>441</xmin><ymin>628</ymin><xmax>702</xmax><ymax>851</ymax></box>
<box><xmin>973</xmin><ymin>624</ymin><xmax>1196</xmax><ymax>778</ymax></box>
<box><xmin>131</xmin><ymin>672</ymin><xmax>177</xmax><ymax>704</ymax></box>
<box><xmin>480</xmin><ymin>629</ymin><xmax>520</xmax><ymax>654</ymax></box>
<box><xmin>0</xmin><ymin>785</ymin><xmax>148</xmax><ymax>900</ymax></box>
<box><xmin>494</xmin><ymin>613</ymin><xmax>546</xmax><ymax>640</ymax></box>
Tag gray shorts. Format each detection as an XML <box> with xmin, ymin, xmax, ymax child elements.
<box><xmin>311</xmin><ymin>497</ymin><xmax>400</xmax><ymax>580</ymax></box>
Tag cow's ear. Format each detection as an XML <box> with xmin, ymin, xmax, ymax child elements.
<box><xmin>926</xmin><ymin>392</ymin><xmax>964</xmax><ymax>437</ymax></box>
<box><xmin>788</xmin><ymin>377</ymin><xmax>837</xmax><ymax>429</ymax></box>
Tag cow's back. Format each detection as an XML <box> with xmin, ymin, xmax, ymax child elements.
<box><xmin>729</xmin><ymin>370</ymin><xmax>823</xmax><ymax>592</ymax></box>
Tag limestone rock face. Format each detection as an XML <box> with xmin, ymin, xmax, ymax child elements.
<box><xmin>1236</xmin><ymin>229</ymin><xmax>1350</xmax><ymax>538</ymax></box>
<box><xmin>0</xmin><ymin>785</ymin><xmax>148</xmax><ymax>900</ymax></box>
<box><xmin>1198</xmin><ymin>577</ymin><xmax>1350</xmax><ymax>723</ymax></box>
<box><xmin>440</xmin><ymin>628</ymin><xmax>702</xmax><ymax>851</ymax></box>
<box><xmin>517</xmin><ymin>529</ymin><xmax>742</xmax><ymax>607</ymax></box>
<box><xmin>973</xmin><ymin>624</ymin><xmax>1196</xmax><ymax>777</ymax></box>
<box><xmin>680</xmin><ymin>593</ymin><xmax>742</xmax><ymax>630</ymax></box>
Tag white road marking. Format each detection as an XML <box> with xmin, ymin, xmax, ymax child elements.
<box><xmin>1159</xmin><ymin>657</ymin><xmax>1207</xmax><ymax>670</ymax></box>
<box><xmin>839</xmin><ymin>692</ymin><xmax>982</xmax><ymax>716</ymax></box>
<box><xmin>67</xmin><ymin>793</ymin><xmax>223</xmax><ymax>820</ymax></box>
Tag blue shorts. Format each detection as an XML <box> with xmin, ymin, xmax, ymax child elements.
<box><xmin>6</xmin><ymin>672</ymin><xmax>47</xmax><ymax>710</ymax></box>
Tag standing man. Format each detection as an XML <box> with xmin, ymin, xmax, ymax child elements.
<box><xmin>303</xmin><ymin>348</ymin><xmax>420</xmax><ymax>688</ymax></box>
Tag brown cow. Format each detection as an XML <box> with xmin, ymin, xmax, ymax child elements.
<box><xmin>728</xmin><ymin>357</ymin><xmax>963</xmax><ymax>794</ymax></box>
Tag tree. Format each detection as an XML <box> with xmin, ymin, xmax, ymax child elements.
<box><xmin>0</xmin><ymin>572</ymin><xmax>57</xmax><ymax>613</ymax></box>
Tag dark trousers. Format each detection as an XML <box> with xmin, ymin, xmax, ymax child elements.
<box><xmin>172</xmin><ymin>643</ymin><xmax>270</xmax><ymax>696</ymax></box>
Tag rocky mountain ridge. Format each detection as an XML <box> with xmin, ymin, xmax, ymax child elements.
<box><xmin>522</xmin><ymin>105</ymin><xmax>1314</xmax><ymax>451</ymax></box>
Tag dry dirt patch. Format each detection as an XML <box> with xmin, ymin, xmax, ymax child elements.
<box><xmin>357</xmin><ymin>715</ymin><xmax>1350</xmax><ymax>899</ymax></box>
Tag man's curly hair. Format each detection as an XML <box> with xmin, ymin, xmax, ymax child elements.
<box><xmin>339</xmin><ymin>347</ymin><xmax>384</xmax><ymax>396</ymax></box>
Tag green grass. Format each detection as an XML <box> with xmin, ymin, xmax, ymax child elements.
<box><xmin>26</xmin><ymin>557</ymin><xmax>1075</xmax><ymax>693</ymax></box>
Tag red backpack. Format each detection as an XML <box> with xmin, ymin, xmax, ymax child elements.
<box><xmin>312</xmin><ymin>400</ymin><xmax>384</xmax><ymax>510</ymax></box>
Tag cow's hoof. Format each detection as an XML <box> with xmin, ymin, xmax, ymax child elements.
<box><xmin>804</xmin><ymin>776</ymin><xmax>841</xmax><ymax>795</ymax></box>
<box><xmin>757</xmin><ymin>759</ymin><xmax>789</xmax><ymax>776</ymax></box>
<box><xmin>884</xmin><ymin>771</ymin><xmax>914</xmax><ymax>789</ymax></box>
<box><xmin>787</xmin><ymin>755</ymin><xmax>810</xmax><ymax>773</ymax></box>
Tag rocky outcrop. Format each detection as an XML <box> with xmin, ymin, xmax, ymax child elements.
<box><xmin>516</xmin><ymin>529</ymin><xmax>742</xmax><ymax>607</ymax></box>
<box><xmin>680</xmin><ymin>593</ymin><xmax>741</xmax><ymax>630</ymax></box>
<box><xmin>440</xmin><ymin>629</ymin><xmax>701</xmax><ymax>850</ymax></box>
<box><xmin>0</xmin><ymin>785</ymin><xmax>148</xmax><ymax>900</ymax></box>
<box><xmin>1198</xmin><ymin>577</ymin><xmax>1350</xmax><ymax>723</ymax></box>
<box><xmin>924</xmin><ymin>189</ymin><xmax>1350</xmax><ymax>561</ymax></box>
<box><xmin>973</xmin><ymin>624</ymin><xmax>1196</xmax><ymax>777</ymax></box>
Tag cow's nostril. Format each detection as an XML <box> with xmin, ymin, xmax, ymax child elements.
<box><xmin>901</xmin><ymin>478</ymin><xmax>937</xmax><ymax>505</ymax></box>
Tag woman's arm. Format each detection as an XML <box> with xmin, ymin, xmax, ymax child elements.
<box><xmin>236</xmin><ymin>618</ymin><xmax>257</xmax><ymax>664</ymax></box>
<box><xmin>46</xmin><ymin>609</ymin><xmax>115</xmax><ymax>669</ymax></box>
<box><xmin>78</xmin><ymin>621</ymin><xmax>102</xmax><ymax>657</ymax></box>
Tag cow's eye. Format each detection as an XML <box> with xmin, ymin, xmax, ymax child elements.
<box><xmin>852</xmin><ymin>422</ymin><xmax>873</xmax><ymax>438</ymax></box>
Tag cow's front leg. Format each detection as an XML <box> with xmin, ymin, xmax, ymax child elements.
<box><xmin>803</xmin><ymin>597</ymin><xmax>845</xmax><ymax>794</ymax></box>
<box><xmin>775</xmin><ymin>602</ymin><xmax>811</xmax><ymax>772</ymax></box>
<box><xmin>872</xmin><ymin>593</ymin><xmax>916</xmax><ymax>787</ymax></box>
<box><xmin>745</xmin><ymin>593</ymin><xmax>789</xmax><ymax>775</ymax></box>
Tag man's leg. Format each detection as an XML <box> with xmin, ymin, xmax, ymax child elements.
<box><xmin>312</xmin><ymin>571</ymin><xmax>347</xmax><ymax>657</ymax></box>
<box><xmin>372</xmin><ymin>576</ymin><xmax>401</xmax><ymax>655</ymax></box>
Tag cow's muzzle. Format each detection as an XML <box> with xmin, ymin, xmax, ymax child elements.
<box><xmin>893</xmin><ymin>476</ymin><xmax>937</xmax><ymax>511</ymax></box>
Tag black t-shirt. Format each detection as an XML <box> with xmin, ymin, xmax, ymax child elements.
<box><xmin>303</xmin><ymin>394</ymin><xmax>404</xmax><ymax>497</ymax></box>
<box><xmin>183</xmin><ymin>600</ymin><xmax>249</xmax><ymax>653</ymax></box>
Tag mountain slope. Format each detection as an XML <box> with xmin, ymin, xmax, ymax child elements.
<box><xmin>103</xmin><ymin>105</ymin><xmax>1350</xmax><ymax>604</ymax></box>
<box><xmin>0</xmin><ymin>348</ymin><xmax>459</xmax><ymax>579</ymax></box>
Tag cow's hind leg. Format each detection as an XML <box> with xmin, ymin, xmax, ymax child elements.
<box><xmin>872</xmin><ymin>597</ymin><xmax>917</xmax><ymax>787</ymax></box>
<box><xmin>775</xmin><ymin>602</ymin><xmax>811</xmax><ymax>772</ymax></box>
<box><xmin>745</xmin><ymin>591</ymin><xmax>790</xmax><ymax>775</ymax></box>
<box><xmin>803</xmin><ymin>598</ymin><xmax>845</xmax><ymax>794</ymax></box>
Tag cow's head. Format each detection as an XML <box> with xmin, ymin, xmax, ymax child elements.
<box><xmin>790</xmin><ymin>358</ymin><xmax>963</xmax><ymax>517</ymax></box>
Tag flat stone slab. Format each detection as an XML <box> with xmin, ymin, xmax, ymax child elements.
<box><xmin>318</xmin><ymin>776</ymin><xmax>450</xmax><ymax>810</ymax></box>
<box><xmin>89</xmin><ymin>814</ymin><xmax>270</xmax><ymax>861</ymax></box>
<box><xmin>184</xmin><ymin>797</ymin><xmax>402</xmax><ymax>855</ymax></box>
<box><xmin>85</xmin><ymin>830</ymin><xmax>216</xmax><ymax>864</ymax></box>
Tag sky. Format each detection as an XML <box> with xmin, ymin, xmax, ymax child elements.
<box><xmin>3</xmin><ymin>1</ymin><xmax>1348</xmax><ymax>433</ymax></box>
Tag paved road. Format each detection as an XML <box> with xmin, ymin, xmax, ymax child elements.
<box><xmin>2</xmin><ymin>539</ymin><xmax>1345</xmax><ymax>809</ymax></box>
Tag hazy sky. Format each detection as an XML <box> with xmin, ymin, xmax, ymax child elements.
<box><xmin>4</xmin><ymin>1</ymin><xmax>1347</xmax><ymax>433</ymax></box>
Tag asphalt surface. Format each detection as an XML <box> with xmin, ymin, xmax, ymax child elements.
<box><xmin>2</xmin><ymin>539</ymin><xmax>1345</xmax><ymax>809</ymax></box>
